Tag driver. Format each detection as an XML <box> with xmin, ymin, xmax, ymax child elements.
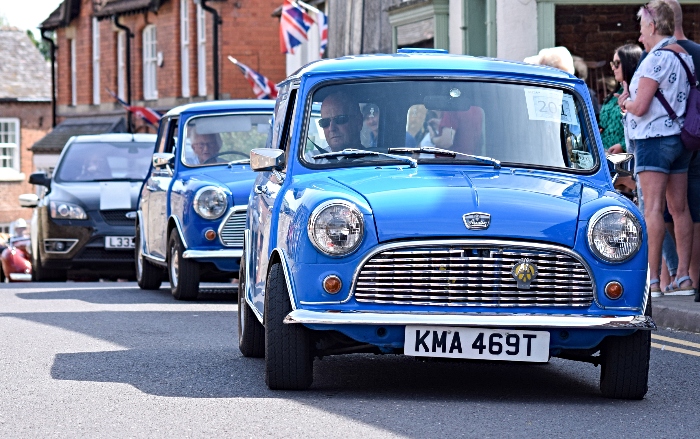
<box><xmin>189</xmin><ymin>128</ymin><xmax>223</xmax><ymax>164</ymax></box>
<box><xmin>318</xmin><ymin>91</ymin><xmax>364</xmax><ymax>153</ymax></box>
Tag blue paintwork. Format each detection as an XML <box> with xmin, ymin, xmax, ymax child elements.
<box><xmin>246</xmin><ymin>53</ymin><xmax>648</xmax><ymax>354</ymax></box>
<box><xmin>138</xmin><ymin>99</ymin><xmax>275</xmax><ymax>273</ymax></box>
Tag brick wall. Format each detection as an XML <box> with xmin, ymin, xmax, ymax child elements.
<box><xmin>0</xmin><ymin>102</ymin><xmax>51</xmax><ymax>224</ymax></box>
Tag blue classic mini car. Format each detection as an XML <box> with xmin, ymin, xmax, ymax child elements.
<box><xmin>136</xmin><ymin>100</ymin><xmax>275</xmax><ymax>299</ymax></box>
<box><xmin>240</xmin><ymin>49</ymin><xmax>653</xmax><ymax>398</ymax></box>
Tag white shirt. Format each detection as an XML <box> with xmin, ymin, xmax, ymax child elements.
<box><xmin>627</xmin><ymin>37</ymin><xmax>695</xmax><ymax>140</ymax></box>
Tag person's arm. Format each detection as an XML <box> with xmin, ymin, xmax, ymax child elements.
<box><xmin>619</xmin><ymin>77</ymin><xmax>658</xmax><ymax>117</ymax></box>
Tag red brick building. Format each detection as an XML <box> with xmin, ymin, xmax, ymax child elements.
<box><xmin>0</xmin><ymin>28</ymin><xmax>52</xmax><ymax>234</ymax></box>
<box><xmin>34</xmin><ymin>0</ymin><xmax>286</xmax><ymax>150</ymax></box>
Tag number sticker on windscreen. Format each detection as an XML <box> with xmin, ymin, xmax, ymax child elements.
<box><xmin>524</xmin><ymin>88</ymin><xmax>579</xmax><ymax>126</ymax></box>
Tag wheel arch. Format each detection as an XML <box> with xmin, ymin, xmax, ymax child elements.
<box><xmin>264</xmin><ymin>248</ymin><xmax>296</xmax><ymax>325</ymax></box>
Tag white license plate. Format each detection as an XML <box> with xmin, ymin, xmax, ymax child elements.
<box><xmin>105</xmin><ymin>236</ymin><xmax>135</xmax><ymax>249</ymax></box>
<box><xmin>404</xmin><ymin>325</ymin><xmax>550</xmax><ymax>363</ymax></box>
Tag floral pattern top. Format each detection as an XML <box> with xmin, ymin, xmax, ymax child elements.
<box><xmin>599</xmin><ymin>90</ymin><xmax>626</xmax><ymax>151</ymax></box>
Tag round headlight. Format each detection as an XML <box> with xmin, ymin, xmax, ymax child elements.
<box><xmin>193</xmin><ymin>186</ymin><xmax>228</xmax><ymax>220</ymax></box>
<box><xmin>587</xmin><ymin>207</ymin><xmax>642</xmax><ymax>263</ymax></box>
<box><xmin>308</xmin><ymin>201</ymin><xmax>364</xmax><ymax>256</ymax></box>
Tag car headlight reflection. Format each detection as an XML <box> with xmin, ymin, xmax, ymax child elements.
<box><xmin>50</xmin><ymin>201</ymin><xmax>87</xmax><ymax>220</ymax></box>
<box><xmin>308</xmin><ymin>201</ymin><xmax>364</xmax><ymax>256</ymax></box>
<box><xmin>193</xmin><ymin>186</ymin><xmax>228</xmax><ymax>220</ymax></box>
<box><xmin>587</xmin><ymin>207</ymin><xmax>642</xmax><ymax>263</ymax></box>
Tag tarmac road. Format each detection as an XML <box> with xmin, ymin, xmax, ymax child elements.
<box><xmin>0</xmin><ymin>282</ymin><xmax>699</xmax><ymax>438</ymax></box>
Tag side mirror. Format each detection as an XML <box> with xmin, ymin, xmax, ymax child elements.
<box><xmin>152</xmin><ymin>153</ymin><xmax>175</xmax><ymax>176</ymax></box>
<box><xmin>250</xmin><ymin>149</ymin><xmax>285</xmax><ymax>172</ymax></box>
<box><xmin>28</xmin><ymin>171</ymin><xmax>51</xmax><ymax>188</ymax></box>
<box><xmin>18</xmin><ymin>194</ymin><xmax>39</xmax><ymax>208</ymax></box>
<box><xmin>607</xmin><ymin>153</ymin><xmax>634</xmax><ymax>177</ymax></box>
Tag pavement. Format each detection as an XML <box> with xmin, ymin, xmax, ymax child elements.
<box><xmin>653</xmin><ymin>294</ymin><xmax>700</xmax><ymax>333</ymax></box>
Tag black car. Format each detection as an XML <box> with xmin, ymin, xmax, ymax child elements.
<box><xmin>25</xmin><ymin>133</ymin><xmax>157</xmax><ymax>281</ymax></box>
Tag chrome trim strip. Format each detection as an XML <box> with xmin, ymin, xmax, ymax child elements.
<box><xmin>243</xmin><ymin>230</ymin><xmax>264</xmax><ymax>323</ymax></box>
<box><xmin>217</xmin><ymin>205</ymin><xmax>248</xmax><ymax>247</ymax></box>
<box><xmin>144</xmin><ymin>253</ymin><xmax>166</xmax><ymax>264</ymax></box>
<box><xmin>171</xmin><ymin>216</ymin><xmax>188</xmax><ymax>249</ymax></box>
<box><xmin>182</xmin><ymin>249</ymin><xmax>243</xmax><ymax>258</ymax></box>
<box><xmin>43</xmin><ymin>238</ymin><xmax>79</xmax><ymax>254</ymax></box>
<box><xmin>284</xmin><ymin>309</ymin><xmax>656</xmax><ymax>329</ymax></box>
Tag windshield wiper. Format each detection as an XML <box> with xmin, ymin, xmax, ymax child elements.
<box><xmin>227</xmin><ymin>159</ymin><xmax>251</xmax><ymax>167</ymax></box>
<box><xmin>313</xmin><ymin>148</ymin><xmax>417</xmax><ymax>168</ymax></box>
<box><xmin>387</xmin><ymin>146</ymin><xmax>501</xmax><ymax>170</ymax></box>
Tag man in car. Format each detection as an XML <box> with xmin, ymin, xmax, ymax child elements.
<box><xmin>189</xmin><ymin>128</ymin><xmax>223</xmax><ymax>164</ymax></box>
<box><xmin>318</xmin><ymin>91</ymin><xmax>364</xmax><ymax>153</ymax></box>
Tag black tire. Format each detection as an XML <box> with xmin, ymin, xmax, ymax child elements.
<box><xmin>599</xmin><ymin>330</ymin><xmax>651</xmax><ymax>399</ymax></box>
<box><xmin>264</xmin><ymin>262</ymin><xmax>313</xmax><ymax>390</ymax></box>
<box><xmin>32</xmin><ymin>249</ymin><xmax>67</xmax><ymax>282</ymax></box>
<box><xmin>135</xmin><ymin>226</ymin><xmax>163</xmax><ymax>290</ymax></box>
<box><xmin>168</xmin><ymin>229</ymin><xmax>199</xmax><ymax>300</ymax></box>
<box><xmin>238</xmin><ymin>255</ymin><xmax>265</xmax><ymax>358</ymax></box>
<box><xmin>0</xmin><ymin>263</ymin><xmax>5</xmax><ymax>283</ymax></box>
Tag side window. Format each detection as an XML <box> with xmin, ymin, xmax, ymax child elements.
<box><xmin>282</xmin><ymin>89</ymin><xmax>298</xmax><ymax>158</ymax></box>
<box><xmin>164</xmin><ymin>118</ymin><xmax>179</xmax><ymax>154</ymax></box>
<box><xmin>155</xmin><ymin>117</ymin><xmax>170</xmax><ymax>153</ymax></box>
<box><xmin>270</xmin><ymin>83</ymin><xmax>290</xmax><ymax>150</ymax></box>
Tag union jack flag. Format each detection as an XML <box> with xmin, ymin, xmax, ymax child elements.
<box><xmin>106</xmin><ymin>89</ymin><xmax>162</xmax><ymax>127</ymax></box>
<box><xmin>228</xmin><ymin>57</ymin><xmax>278</xmax><ymax>100</ymax></box>
<box><xmin>280</xmin><ymin>0</ymin><xmax>314</xmax><ymax>54</ymax></box>
<box><xmin>317</xmin><ymin>11</ymin><xmax>328</xmax><ymax>57</ymax></box>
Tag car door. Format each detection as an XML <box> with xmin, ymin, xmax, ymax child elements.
<box><xmin>144</xmin><ymin>117</ymin><xmax>179</xmax><ymax>259</ymax></box>
<box><xmin>249</xmin><ymin>83</ymin><xmax>297</xmax><ymax>316</ymax></box>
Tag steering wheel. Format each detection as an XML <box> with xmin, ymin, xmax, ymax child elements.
<box><xmin>204</xmin><ymin>151</ymin><xmax>249</xmax><ymax>164</ymax></box>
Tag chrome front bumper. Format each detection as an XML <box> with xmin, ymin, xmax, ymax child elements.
<box><xmin>284</xmin><ymin>310</ymin><xmax>656</xmax><ymax>330</ymax></box>
<box><xmin>182</xmin><ymin>249</ymin><xmax>242</xmax><ymax>259</ymax></box>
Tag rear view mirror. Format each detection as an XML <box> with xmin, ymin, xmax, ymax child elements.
<box><xmin>424</xmin><ymin>95</ymin><xmax>473</xmax><ymax>111</ymax></box>
<box><xmin>18</xmin><ymin>193</ymin><xmax>39</xmax><ymax>208</ymax></box>
<box><xmin>250</xmin><ymin>149</ymin><xmax>285</xmax><ymax>172</ymax></box>
<box><xmin>28</xmin><ymin>171</ymin><xmax>51</xmax><ymax>188</ymax></box>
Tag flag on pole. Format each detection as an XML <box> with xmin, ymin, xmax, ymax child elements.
<box><xmin>228</xmin><ymin>57</ymin><xmax>279</xmax><ymax>100</ymax></box>
<box><xmin>316</xmin><ymin>11</ymin><xmax>328</xmax><ymax>57</ymax></box>
<box><xmin>106</xmin><ymin>89</ymin><xmax>162</xmax><ymax>127</ymax></box>
<box><xmin>280</xmin><ymin>0</ymin><xmax>314</xmax><ymax>54</ymax></box>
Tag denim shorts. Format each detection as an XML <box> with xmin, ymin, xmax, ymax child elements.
<box><xmin>631</xmin><ymin>135</ymin><xmax>692</xmax><ymax>174</ymax></box>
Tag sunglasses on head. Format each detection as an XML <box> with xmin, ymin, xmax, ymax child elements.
<box><xmin>318</xmin><ymin>114</ymin><xmax>350</xmax><ymax>128</ymax></box>
<box><xmin>610</xmin><ymin>60</ymin><xmax>621</xmax><ymax>69</ymax></box>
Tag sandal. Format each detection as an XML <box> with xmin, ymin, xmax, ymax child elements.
<box><xmin>650</xmin><ymin>278</ymin><xmax>663</xmax><ymax>298</ymax></box>
<box><xmin>664</xmin><ymin>275</ymin><xmax>695</xmax><ymax>296</ymax></box>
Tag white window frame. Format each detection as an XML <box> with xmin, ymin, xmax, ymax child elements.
<box><xmin>180</xmin><ymin>0</ymin><xmax>190</xmax><ymax>97</ymax></box>
<box><xmin>197</xmin><ymin>3</ymin><xmax>206</xmax><ymax>97</ymax></box>
<box><xmin>70</xmin><ymin>38</ymin><xmax>77</xmax><ymax>106</ymax></box>
<box><xmin>92</xmin><ymin>18</ymin><xmax>101</xmax><ymax>105</ymax></box>
<box><xmin>117</xmin><ymin>30</ymin><xmax>126</xmax><ymax>100</ymax></box>
<box><xmin>0</xmin><ymin>118</ymin><xmax>21</xmax><ymax>177</ymax></box>
<box><xmin>143</xmin><ymin>25</ymin><xmax>158</xmax><ymax>100</ymax></box>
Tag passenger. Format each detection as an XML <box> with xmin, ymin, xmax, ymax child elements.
<box><xmin>189</xmin><ymin>128</ymin><xmax>223</xmax><ymax>165</ymax></box>
<box><xmin>426</xmin><ymin>108</ymin><xmax>484</xmax><ymax>155</ymax></box>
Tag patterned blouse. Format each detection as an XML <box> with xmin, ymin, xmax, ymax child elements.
<box><xmin>599</xmin><ymin>89</ymin><xmax>626</xmax><ymax>151</ymax></box>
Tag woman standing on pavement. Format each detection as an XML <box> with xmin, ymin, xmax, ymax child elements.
<box><xmin>618</xmin><ymin>0</ymin><xmax>695</xmax><ymax>297</ymax></box>
<box><xmin>604</xmin><ymin>44</ymin><xmax>642</xmax><ymax>154</ymax></box>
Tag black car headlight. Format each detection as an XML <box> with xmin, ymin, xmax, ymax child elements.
<box><xmin>50</xmin><ymin>201</ymin><xmax>87</xmax><ymax>220</ymax></box>
<box><xmin>193</xmin><ymin>186</ymin><xmax>228</xmax><ymax>220</ymax></box>
<box><xmin>587</xmin><ymin>207</ymin><xmax>642</xmax><ymax>263</ymax></box>
<box><xmin>308</xmin><ymin>200</ymin><xmax>364</xmax><ymax>256</ymax></box>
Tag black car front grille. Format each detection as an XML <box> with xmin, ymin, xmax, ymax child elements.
<box><xmin>100</xmin><ymin>210</ymin><xmax>135</xmax><ymax>226</ymax></box>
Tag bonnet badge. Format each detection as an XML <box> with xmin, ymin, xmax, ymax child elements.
<box><xmin>463</xmin><ymin>212</ymin><xmax>491</xmax><ymax>230</ymax></box>
<box><xmin>511</xmin><ymin>259</ymin><xmax>538</xmax><ymax>289</ymax></box>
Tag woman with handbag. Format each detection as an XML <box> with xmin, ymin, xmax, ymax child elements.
<box><xmin>617</xmin><ymin>0</ymin><xmax>695</xmax><ymax>297</ymax></box>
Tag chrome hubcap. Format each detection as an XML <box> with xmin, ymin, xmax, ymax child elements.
<box><xmin>170</xmin><ymin>246</ymin><xmax>179</xmax><ymax>288</ymax></box>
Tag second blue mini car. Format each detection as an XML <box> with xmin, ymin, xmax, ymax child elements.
<box><xmin>136</xmin><ymin>100</ymin><xmax>275</xmax><ymax>299</ymax></box>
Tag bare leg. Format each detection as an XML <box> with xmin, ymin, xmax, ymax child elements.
<box><xmin>637</xmin><ymin>171</ymin><xmax>669</xmax><ymax>282</ymax></box>
<box><xmin>666</xmin><ymin>172</ymin><xmax>693</xmax><ymax>285</ymax></box>
<box><xmin>690</xmin><ymin>223</ymin><xmax>700</xmax><ymax>287</ymax></box>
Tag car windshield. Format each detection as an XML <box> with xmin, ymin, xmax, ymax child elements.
<box><xmin>54</xmin><ymin>141</ymin><xmax>154</xmax><ymax>182</ymax></box>
<box><xmin>182</xmin><ymin>113</ymin><xmax>271</xmax><ymax>166</ymax></box>
<box><xmin>302</xmin><ymin>81</ymin><xmax>597</xmax><ymax>171</ymax></box>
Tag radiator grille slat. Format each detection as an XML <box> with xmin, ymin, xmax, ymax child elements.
<box><xmin>354</xmin><ymin>246</ymin><xmax>594</xmax><ymax>307</ymax></box>
<box><xmin>219</xmin><ymin>210</ymin><xmax>247</xmax><ymax>247</ymax></box>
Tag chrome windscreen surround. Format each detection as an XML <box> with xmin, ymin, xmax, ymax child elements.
<box><xmin>218</xmin><ymin>206</ymin><xmax>247</xmax><ymax>247</ymax></box>
<box><xmin>351</xmin><ymin>239</ymin><xmax>596</xmax><ymax>308</ymax></box>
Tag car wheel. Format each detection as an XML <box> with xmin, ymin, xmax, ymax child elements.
<box><xmin>264</xmin><ymin>261</ymin><xmax>313</xmax><ymax>390</ymax></box>
<box><xmin>168</xmin><ymin>229</ymin><xmax>199</xmax><ymax>300</ymax></box>
<box><xmin>238</xmin><ymin>255</ymin><xmax>264</xmax><ymax>358</ymax></box>
<box><xmin>599</xmin><ymin>330</ymin><xmax>651</xmax><ymax>399</ymax></box>
<box><xmin>32</xmin><ymin>249</ymin><xmax>67</xmax><ymax>282</ymax></box>
<box><xmin>135</xmin><ymin>227</ymin><xmax>162</xmax><ymax>290</ymax></box>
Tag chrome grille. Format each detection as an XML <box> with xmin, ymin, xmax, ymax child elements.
<box><xmin>219</xmin><ymin>210</ymin><xmax>246</xmax><ymax>247</ymax></box>
<box><xmin>354</xmin><ymin>246</ymin><xmax>594</xmax><ymax>307</ymax></box>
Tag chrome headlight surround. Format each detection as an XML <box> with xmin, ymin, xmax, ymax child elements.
<box><xmin>50</xmin><ymin>201</ymin><xmax>87</xmax><ymax>220</ymax></box>
<box><xmin>193</xmin><ymin>186</ymin><xmax>228</xmax><ymax>220</ymax></box>
<box><xmin>308</xmin><ymin>200</ymin><xmax>365</xmax><ymax>257</ymax></box>
<box><xmin>587</xmin><ymin>207</ymin><xmax>642</xmax><ymax>263</ymax></box>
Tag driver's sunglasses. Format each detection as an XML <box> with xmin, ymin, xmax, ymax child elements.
<box><xmin>318</xmin><ymin>114</ymin><xmax>350</xmax><ymax>128</ymax></box>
